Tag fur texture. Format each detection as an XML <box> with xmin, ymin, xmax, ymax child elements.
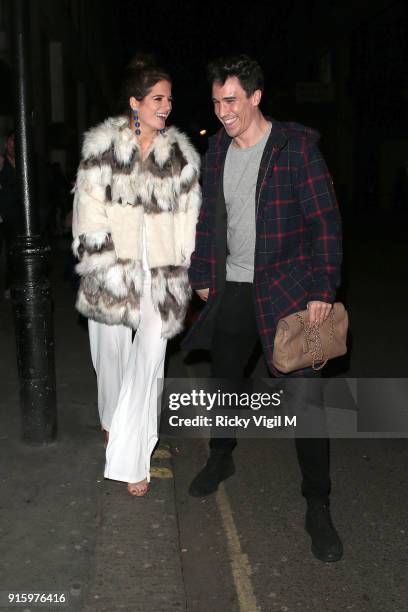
<box><xmin>72</xmin><ymin>117</ymin><xmax>201</xmax><ymax>338</ymax></box>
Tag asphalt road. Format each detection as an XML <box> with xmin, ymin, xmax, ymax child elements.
<box><xmin>166</xmin><ymin>347</ymin><xmax>408</xmax><ymax>612</ymax></box>
<box><xmin>165</xmin><ymin>212</ymin><xmax>408</xmax><ymax>611</ymax></box>
<box><xmin>0</xmin><ymin>210</ymin><xmax>407</xmax><ymax>612</ymax></box>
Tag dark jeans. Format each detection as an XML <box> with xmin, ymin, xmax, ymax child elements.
<box><xmin>210</xmin><ymin>281</ymin><xmax>330</xmax><ymax>501</ymax></box>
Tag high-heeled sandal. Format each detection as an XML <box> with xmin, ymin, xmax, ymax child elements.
<box><xmin>127</xmin><ymin>480</ymin><xmax>150</xmax><ymax>497</ymax></box>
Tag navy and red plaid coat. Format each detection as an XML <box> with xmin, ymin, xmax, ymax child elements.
<box><xmin>182</xmin><ymin>119</ymin><xmax>342</xmax><ymax>373</ymax></box>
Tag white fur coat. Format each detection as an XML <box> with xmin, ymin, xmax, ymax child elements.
<box><xmin>72</xmin><ymin>117</ymin><xmax>201</xmax><ymax>338</ymax></box>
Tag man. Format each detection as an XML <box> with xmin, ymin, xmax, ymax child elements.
<box><xmin>183</xmin><ymin>55</ymin><xmax>343</xmax><ymax>562</ymax></box>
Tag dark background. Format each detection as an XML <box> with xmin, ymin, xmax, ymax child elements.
<box><xmin>115</xmin><ymin>0</ymin><xmax>408</xmax><ymax>225</ymax></box>
<box><xmin>1</xmin><ymin>0</ymin><xmax>407</xmax><ymax>221</ymax></box>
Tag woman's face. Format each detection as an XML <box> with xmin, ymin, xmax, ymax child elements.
<box><xmin>130</xmin><ymin>80</ymin><xmax>172</xmax><ymax>136</ymax></box>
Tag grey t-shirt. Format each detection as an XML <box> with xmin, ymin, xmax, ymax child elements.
<box><xmin>223</xmin><ymin>126</ymin><xmax>271</xmax><ymax>282</ymax></box>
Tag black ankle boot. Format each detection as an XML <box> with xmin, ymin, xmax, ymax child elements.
<box><xmin>305</xmin><ymin>499</ymin><xmax>343</xmax><ymax>562</ymax></box>
<box><xmin>188</xmin><ymin>451</ymin><xmax>235</xmax><ymax>497</ymax></box>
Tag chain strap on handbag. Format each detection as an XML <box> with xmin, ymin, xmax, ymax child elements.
<box><xmin>272</xmin><ymin>302</ymin><xmax>348</xmax><ymax>374</ymax></box>
<box><xmin>295</xmin><ymin>309</ymin><xmax>335</xmax><ymax>371</ymax></box>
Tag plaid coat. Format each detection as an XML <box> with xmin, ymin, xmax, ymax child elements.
<box><xmin>182</xmin><ymin>119</ymin><xmax>342</xmax><ymax>373</ymax></box>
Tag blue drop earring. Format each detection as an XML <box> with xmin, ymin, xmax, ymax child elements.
<box><xmin>133</xmin><ymin>109</ymin><xmax>141</xmax><ymax>136</ymax></box>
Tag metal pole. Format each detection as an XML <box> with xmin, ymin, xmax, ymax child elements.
<box><xmin>10</xmin><ymin>0</ymin><xmax>57</xmax><ymax>444</ymax></box>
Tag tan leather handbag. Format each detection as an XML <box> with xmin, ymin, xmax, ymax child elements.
<box><xmin>272</xmin><ymin>302</ymin><xmax>348</xmax><ymax>373</ymax></box>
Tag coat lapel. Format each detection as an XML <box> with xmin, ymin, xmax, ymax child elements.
<box><xmin>111</xmin><ymin>118</ymin><xmax>175</xmax><ymax>170</ymax></box>
<box><xmin>255</xmin><ymin>119</ymin><xmax>288</xmax><ymax>220</ymax></box>
<box><xmin>213</xmin><ymin>119</ymin><xmax>289</xmax><ymax>221</ymax></box>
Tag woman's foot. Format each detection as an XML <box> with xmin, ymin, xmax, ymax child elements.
<box><xmin>127</xmin><ymin>479</ymin><xmax>149</xmax><ymax>497</ymax></box>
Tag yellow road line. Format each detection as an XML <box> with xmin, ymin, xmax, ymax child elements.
<box><xmin>153</xmin><ymin>448</ymin><xmax>172</xmax><ymax>459</ymax></box>
<box><xmin>181</xmin><ymin>357</ymin><xmax>259</xmax><ymax>610</ymax></box>
<box><xmin>150</xmin><ymin>466</ymin><xmax>173</xmax><ymax>479</ymax></box>
<box><xmin>216</xmin><ymin>483</ymin><xmax>260</xmax><ymax>612</ymax></box>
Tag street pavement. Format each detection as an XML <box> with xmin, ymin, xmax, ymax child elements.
<box><xmin>0</xmin><ymin>245</ymin><xmax>184</xmax><ymax>612</ymax></box>
<box><xmin>0</xmin><ymin>214</ymin><xmax>407</xmax><ymax>612</ymax></box>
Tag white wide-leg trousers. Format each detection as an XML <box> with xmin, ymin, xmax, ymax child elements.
<box><xmin>88</xmin><ymin>278</ymin><xmax>167</xmax><ymax>483</ymax></box>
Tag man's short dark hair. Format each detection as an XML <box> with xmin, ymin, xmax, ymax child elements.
<box><xmin>207</xmin><ymin>54</ymin><xmax>264</xmax><ymax>97</ymax></box>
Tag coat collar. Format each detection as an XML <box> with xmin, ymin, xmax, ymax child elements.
<box><xmin>213</xmin><ymin>116</ymin><xmax>288</xmax><ymax>155</ymax></box>
<box><xmin>111</xmin><ymin>116</ymin><xmax>178</xmax><ymax>167</ymax></box>
<box><xmin>211</xmin><ymin>117</ymin><xmax>289</xmax><ymax>219</ymax></box>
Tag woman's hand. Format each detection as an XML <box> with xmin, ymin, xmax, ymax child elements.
<box><xmin>196</xmin><ymin>288</ymin><xmax>209</xmax><ymax>302</ymax></box>
<box><xmin>307</xmin><ymin>301</ymin><xmax>332</xmax><ymax>325</ymax></box>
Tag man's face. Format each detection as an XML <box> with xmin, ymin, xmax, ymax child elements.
<box><xmin>212</xmin><ymin>76</ymin><xmax>261</xmax><ymax>139</ymax></box>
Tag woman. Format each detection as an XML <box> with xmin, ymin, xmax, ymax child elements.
<box><xmin>72</xmin><ymin>56</ymin><xmax>201</xmax><ymax>496</ymax></box>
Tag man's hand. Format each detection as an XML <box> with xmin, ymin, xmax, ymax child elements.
<box><xmin>307</xmin><ymin>301</ymin><xmax>332</xmax><ymax>326</ymax></box>
<box><xmin>196</xmin><ymin>288</ymin><xmax>209</xmax><ymax>302</ymax></box>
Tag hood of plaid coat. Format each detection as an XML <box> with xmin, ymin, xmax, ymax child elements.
<box><xmin>72</xmin><ymin>117</ymin><xmax>201</xmax><ymax>338</ymax></box>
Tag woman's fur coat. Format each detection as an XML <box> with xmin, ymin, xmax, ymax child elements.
<box><xmin>72</xmin><ymin>117</ymin><xmax>201</xmax><ymax>338</ymax></box>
